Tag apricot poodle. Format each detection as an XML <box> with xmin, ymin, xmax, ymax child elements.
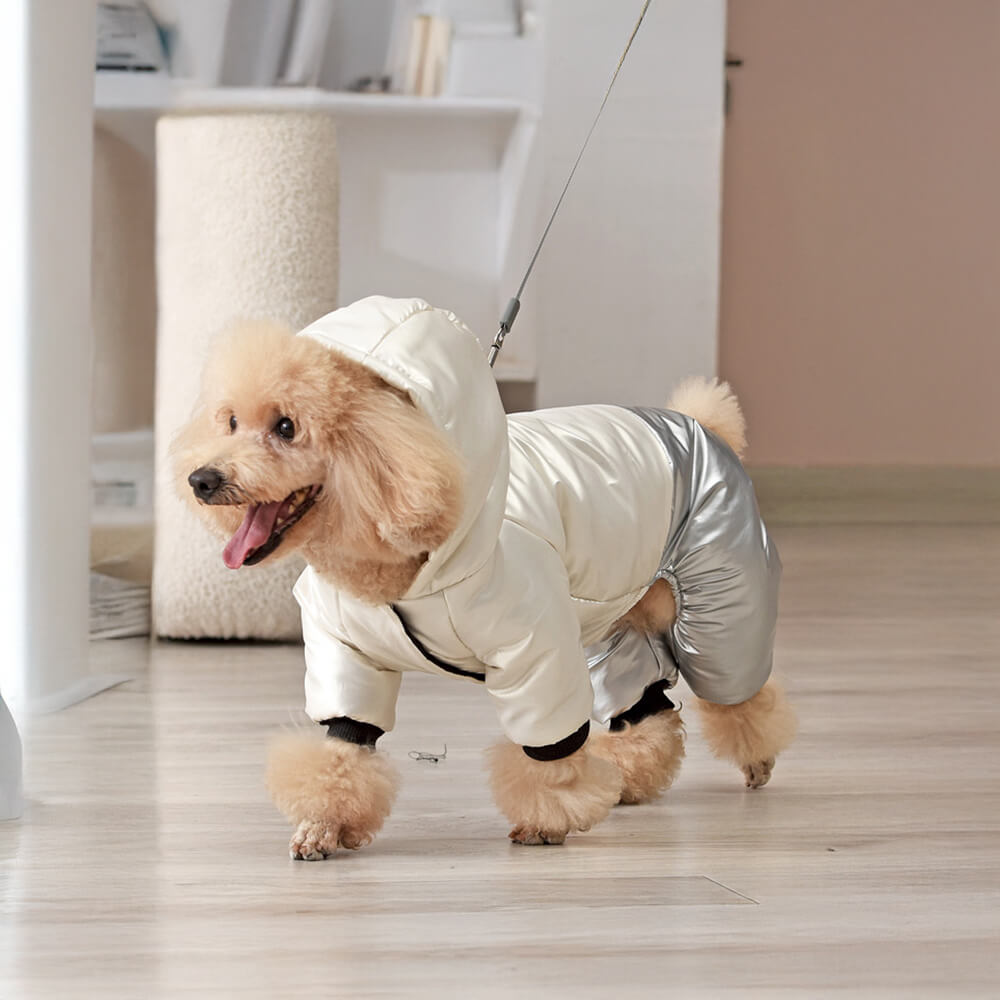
<box><xmin>174</xmin><ymin>297</ymin><xmax>796</xmax><ymax>859</ymax></box>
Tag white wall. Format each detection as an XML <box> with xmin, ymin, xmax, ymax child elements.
<box><xmin>532</xmin><ymin>0</ymin><xmax>726</xmax><ymax>408</ymax></box>
<box><xmin>721</xmin><ymin>0</ymin><xmax>1000</xmax><ymax>466</ymax></box>
<box><xmin>94</xmin><ymin>0</ymin><xmax>726</xmax><ymax>429</ymax></box>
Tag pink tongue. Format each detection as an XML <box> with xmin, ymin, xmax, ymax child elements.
<box><xmin>223</xmin><ymin>502</ymin><xmax>283</xmax><ymax>569</ymax></box>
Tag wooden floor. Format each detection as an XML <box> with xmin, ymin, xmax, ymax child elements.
<box><xmin>2</xmin><ymin>524</ymin><xmax>999</xmax><ymax>998</ymax></box>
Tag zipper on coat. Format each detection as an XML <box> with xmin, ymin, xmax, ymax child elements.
<box><xmin>392</xmin><ymin>607</ymin><xmax>486</xmax><ymax>683</ymax></box>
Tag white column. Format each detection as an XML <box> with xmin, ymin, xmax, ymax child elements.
<box><xmin>0</xmin><ymin>0</ymin><xmax>97</xmax><ymax>714</ymax></box>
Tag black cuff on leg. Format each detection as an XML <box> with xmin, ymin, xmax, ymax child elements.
<box><xmin>523</xmin><ymin>720</ymin><xmax>590</xmax><ymax>761</ymax></box>
<box><xmin>609</xmin><ymin>682</ymin><xmax>676</xmax><ymax>732</ymax></box>
<box><xmin>321</xmin><ymin>716</ymin><xmax>384</xmax><ymax>748</ymax></box>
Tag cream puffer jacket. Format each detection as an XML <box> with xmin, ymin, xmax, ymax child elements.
<box><xmin>293</xmin><ymin>297</ymin><xmax>780</xmax><ymax>750</ymax></box>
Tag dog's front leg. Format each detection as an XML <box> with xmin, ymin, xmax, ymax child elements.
<box><xmin>487</xmin><ymin>735</ymin><xmax>622</xmax><ymax>845</ymax></box>
<box><xmin>266</xmin><ymin>728</ymin><xmax>398</xmax><ymax>860</ymax></box>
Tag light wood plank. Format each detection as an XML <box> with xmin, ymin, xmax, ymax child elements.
<box><xmin>1</xmin><ymin>524</ymin><xmax>999</xmax><ymax>998</ymax></box>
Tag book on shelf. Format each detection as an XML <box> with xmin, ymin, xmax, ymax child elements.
<box><xmin>401</xmin><ymin>13</ymin><xmax>430</xmax><ymax>95</ymax></box>
<box><xmin>96</xmin><ymin>1</ymin><xmax>167</xmax><ymax>72</ymax></box>
<box><xmin>387</xmin><ymin>6</ymin><xmax>453</xmax><ymax>97</ymax></box>
<box><xmin>419</xmin><ymin>15</ymin><xmax>453</xmax><ymax>97</ymax></box>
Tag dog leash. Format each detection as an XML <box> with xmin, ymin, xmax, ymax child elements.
<box><xmin>487</xmin><ymin>0</ymin><xmax>654</xmax><ymax>368</ymax></box>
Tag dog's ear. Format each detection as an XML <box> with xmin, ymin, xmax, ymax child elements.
<box><xmin>333</xmin><ymin>388</ymin><xmax>464</xmax><ymax>557</ymax></box>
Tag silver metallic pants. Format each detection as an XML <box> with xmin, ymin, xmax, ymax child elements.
<box><xmin>587</xmin><ymin>406</ymin><xmax>781</xmax><ymax>722</ymax></box>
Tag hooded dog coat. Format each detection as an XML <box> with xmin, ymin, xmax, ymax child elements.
<box><xmin>293</xmin><ymin>297</ymin><xmax>780</xmax><ymax>751</ymax></box>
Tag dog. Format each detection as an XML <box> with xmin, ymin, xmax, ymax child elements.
<box><xmin>174</xmin><ymin>297</ymin><xmax>796</xmax><ymax>859</ymax></box>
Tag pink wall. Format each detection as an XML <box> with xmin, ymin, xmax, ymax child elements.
<box><xmin>719</xmin><ymin>1</ymin><xmax>1000</xmax><ymax>466</ymax></box>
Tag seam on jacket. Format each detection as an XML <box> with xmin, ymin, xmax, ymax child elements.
<box><xmin>300</xmin><ymin>299</ymin><xmax>432</xmax><ymax>360</ymax></box>
<box><xmin>500</xmin><ymin>511</ymin><xmax>565</xmax><ymax>557</ymax></box>
<box><xmin>300</xmin><ymin>575</ymin><xmax>357</xmax><ymax>650</ymax></box>
<box><xmin>409</xmin><ymin>544</ymin><xmax>496</xmax><ymax>598</ymax></box>
<box><xmin>314</xmin><ymin>583</ymin><xmax>407</xmax><ymax>675</ymax></box>
<box><xmin>439</xmin><ymin>590</ymin><xmax>482</xmax><ymax>661</ymax></box>
<box><xmin>500</xmin><ymin>513</ymin><xmax>655</xmax><ymax>610</ymax></box>
<box><xmin>569</xmin><ymin>585</ymin><xmax>650</xmax><ymax>608</ymax></box>
<box><xmin>392</xmin><ymin>604</ymin><xmax>485</xmax><ymax>683</ymax></box>
<box><xmin>303</xmin><ymin>303</ymin><xmax>449</xmax><ymax>425</ymax></box>
<box><xmin>355</xmin><ymin>300</ymin><xmax>434</xmax><ymax>359</ymax></box>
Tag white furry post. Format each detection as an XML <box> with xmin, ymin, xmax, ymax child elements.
<box><xmin>153</xmin><ymin>112</ymin><xmax>339</xmax><ymax>638</ymax></box>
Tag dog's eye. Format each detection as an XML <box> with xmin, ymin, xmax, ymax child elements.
<box><xmin>229</xmin><ymin>414</ymin><xmax>237</xmax><ymax>433</ymax></box>
<box><xmin>275</xmin><ymin>417</ymin><xmax>295</xmax><ymax>441</ymax></box>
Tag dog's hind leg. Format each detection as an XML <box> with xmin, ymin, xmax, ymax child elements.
<box><xmin>589</xmin><ymin>683</ymin><xmax>686</xmax><ymax>804</ymax></box>
<box><xmin>693</xmin><ymin>679</ymin><xmax>797</xmax><ymax>789</ymax></box>
<box><xmin>616</xmin><ymin>580</ymin><xmax>794</xmax><ymax>791</ymax></box>
<box><xmin>590</xmin><ymin>580</ymin><xmax>686</xmax><ymax>803</ymax></box>
<box><xmin>617</xmin><ymin>578</ymin><xmax>676</xmax><ymax>635</ymax></box>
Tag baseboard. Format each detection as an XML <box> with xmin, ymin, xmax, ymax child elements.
<box><xmin>748</xmin><ymin>466</ymin><xmax>1000</xmax><ymax>524</ymax></box>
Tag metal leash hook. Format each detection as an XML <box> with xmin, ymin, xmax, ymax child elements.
<box><xmin>487</xmin><ymin>297</ymin><xmax>521</xmax><ymax>368</ymax></box>
<box><xmin>486</xmin><ymin>0</ymin><xmax>653</xmax><ymax>369</ymax></box>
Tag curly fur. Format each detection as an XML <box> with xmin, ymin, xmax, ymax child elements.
<box><xmin>668</xmin><ymin>375</ymin><xmax>747</xmax><ymax>458</ymax></box>
<box><xmin>172</xmin><ymin>321</ymin><xmax>464</xmax><ymax>603</ymax></box>
<box><xmin>179</xmin><ymin>319</ymin><xmax>796</xmax><ymax>850</ymax></box>
<box><xmin>266</xmin><ymin>730</ymin><xmax>399</xmax><ymax>859</ymax></box>
<box><xmin>694</xmin><ymin>679</ymin><xmax>798</xmax><ymax>788</ymax></box>
<box><xmin>590</xmin><ymin>710</ymin><xmax>686</xmax><ymax>805</ymax></box>
<box><xmin>617</xmin><ymin>578</ymin><xmax>677</xmax><ymax>634</ymax></box>
<box><xmin>486</xmin><ymin>741</ymin><xmax>623</xmax><ymax>844</ymax></box>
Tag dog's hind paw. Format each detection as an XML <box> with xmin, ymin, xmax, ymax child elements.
<box><xmin>509</xmin><ymin>826</ymin><xmax>567</xmax><ymax>846</ymax></box>
<box><xmin>589</xmin><ymin>709</ymin><xmax>685</xmax><ymax>805</ymax></box>
<box><xmin>742</xmin><ymin>757</ymin><xmax>775</xmax><ymax>789</ymax></box>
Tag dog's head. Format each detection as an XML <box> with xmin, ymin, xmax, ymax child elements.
<box><xmin>173</xmin><ymin>321</ymin><xmax>464</xmax><ymax>580</ymax></box>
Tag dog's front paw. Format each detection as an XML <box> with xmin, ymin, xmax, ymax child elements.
<box><xmin>508</xmin><ymin>826</ymin><xmax>567</xmax><ymax>846</ymax></box>
<box><xmin>290</xmin><ymin>819</ymin><xmax>340</xmax><ymax>860</ymax></box>
<box><xmin>742</xmin><ymin>757</ymin><xmax>775</xmax><ymax>789</ymax></box>
<box><xmin>289</xmin><ymin>818</ymin><xmax>375</xmax><ymax>860</ymax></box>
<box><xmin>488</xmin><ymin>740</ymin><xmax>622</xmax><ymax>846</ymax></box>
<box><xmin>267</xmin><ymin>730</ymin><xmax>399</xmax><ymax>858</ymax></box>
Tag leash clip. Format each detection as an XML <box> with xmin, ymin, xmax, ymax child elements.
<box><xmin>488</xmin><ymin>0</ymin><xmax>653</xmax><ymax>370</ymax></box>
<box><xmin>487</xmin><ymin>297</ymin><xmax>521</xmax><ymax>368</ymax></box>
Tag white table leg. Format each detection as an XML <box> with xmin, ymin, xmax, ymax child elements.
<box><xmin>0</xmin><ymin>0</ymin><xmax>97</xmax><ymax>717</ymax></box>
<box><xmin>0</xmin><ymin>692</ymin><xmax>23</xmax><ymax>820</ymax></box>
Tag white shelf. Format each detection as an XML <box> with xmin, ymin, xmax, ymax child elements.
<box><xmin>95</xmin><ymin>74</ymin><xmax>531</xmax><ymax>123</ymax></box>
<box><xmin>93</xmin><ymin>74</ymin><xmax>541</xmax><ymax>383</ymax></box>
<box><xmin>94</xmin><ymin>71</ymin><xmax>170</xmax><ymax>111</ymax></box>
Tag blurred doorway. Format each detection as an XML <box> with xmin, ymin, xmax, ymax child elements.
<box><xmin>720</xmin><ymin>1</ymin><xmax>1000</xmax><ymax>466</ymax></box>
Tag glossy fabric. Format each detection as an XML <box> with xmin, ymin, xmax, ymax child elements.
<box><xmin>586</xmin><ymin>407</ymin><xmax>781</xmax><ymax>718</ymax></box>
<box><xmin>293</xmin><ymin>297</ymin><xmax>779</xmax><ymax>747</ymax></box>
<box><xmin>294</xmin><ymin>297</ymin><xmax>595</xmax><ymax>746</ymax></box>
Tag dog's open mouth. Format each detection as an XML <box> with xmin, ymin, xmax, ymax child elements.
<box><xmin>222</xmin><ymin>485</ymin><xmax>322</xmax><ymax>569</ymax></box>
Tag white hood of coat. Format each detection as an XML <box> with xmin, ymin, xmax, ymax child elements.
<box><xmin>298</xmin><ymin>296</ymin><xmax>509</xmax><ymax>599</ymax></box>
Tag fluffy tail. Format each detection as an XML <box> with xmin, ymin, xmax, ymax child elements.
<box><xmin>667</xmin><ymin>376</ymin><xmax>747</xmax><ymax>459</ymax></box>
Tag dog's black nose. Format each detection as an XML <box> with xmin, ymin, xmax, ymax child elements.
<box><xmin>188</xmin><ymin>466</ymin><xmax>224</xmax><ymax>501</ymax></box>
